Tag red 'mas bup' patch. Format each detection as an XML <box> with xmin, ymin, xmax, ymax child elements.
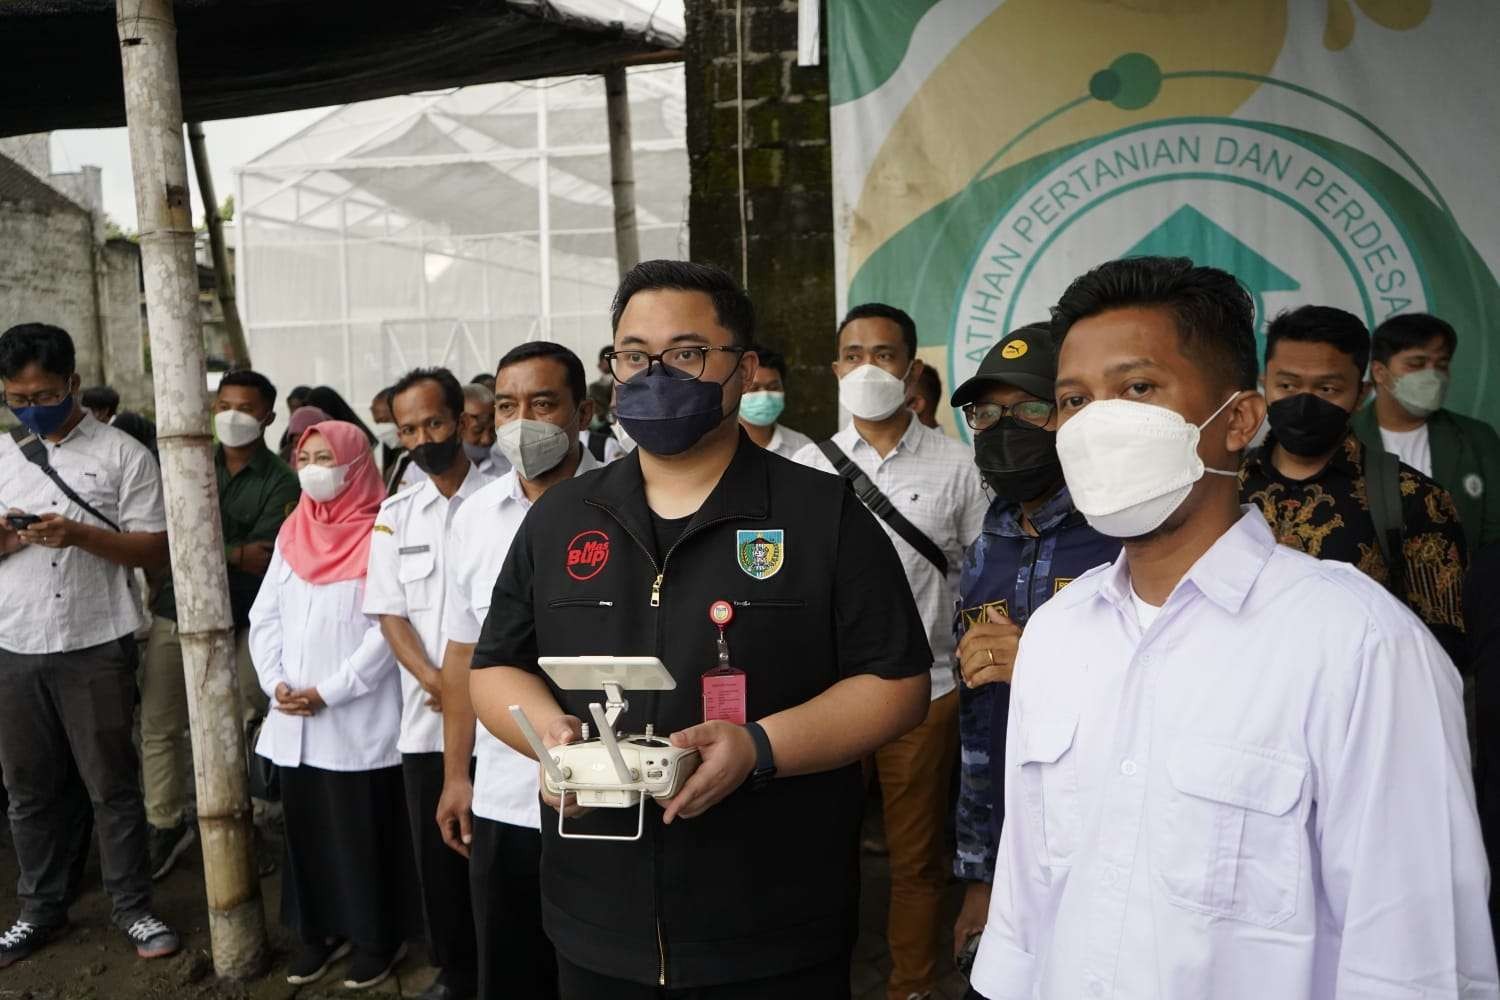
<box><xmin>565</xmin><ymin>530</ymin><xmax>610</xmax><ymax>581</ymax></box>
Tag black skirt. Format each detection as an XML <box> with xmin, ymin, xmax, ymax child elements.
<box><xmin>279</xmin><ymin>762</ymin><xmax>420</xmax><ymax>951</ymax></box>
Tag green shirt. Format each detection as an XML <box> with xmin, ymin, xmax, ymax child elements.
<box><xmin>152</xmin><ymin>442</ymin><xmax>302</xmax><ymax>625</ymax></box>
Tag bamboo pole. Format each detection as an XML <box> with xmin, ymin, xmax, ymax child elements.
<box><xmin>187</xmin><ymin>121</ymin><xmax>252</xmax><ymax>369</ymax></box>
<box><xmin>115</xmin><ymin>0</ymin><xmax>268</xmax><ymax>979</ymax></box>
<box><xmin>604</xmin><ymin>66</ymin><xmax>641</xmax><ymax>276</ymax></box>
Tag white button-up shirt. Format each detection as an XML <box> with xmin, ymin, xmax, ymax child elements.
<box><xmin>763</xmin><ymin>423</ymin><xmax>813</xmax><ymax>461</ymax></box>
<box><xmin>445</xmin><ymin>450</ymin><xmax>600</xmax><ymax>827</ymax></box>
<box><xmin>249</xmin><ymin>549</ymin><xmax>401</xmax><ymax>771</ymax></box>
<box><xmin>0</xmin><ymin>413</ymin><xmax>165</xmax><ymax>654</ymax></box>
<box><xmin>364</xmin><ymin>463</ymin><xmax>494</xmax><ymax>754</ymax></box>
<box><xmin>794</xmin><ymin>415</ymin><xmax>987</xmax><ymax>700</ymax></box>
<box><xmin>972</xmin><ymin>510</ymin><xmax>1497</xmax><ymax>1000</ymax></box>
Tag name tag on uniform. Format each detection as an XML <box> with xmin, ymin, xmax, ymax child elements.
<box><xmin>398</xmin><ymin>544</ymin><xmax>431</xmax><ymax>555</ymax></box>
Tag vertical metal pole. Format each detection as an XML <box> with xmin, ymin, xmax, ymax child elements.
<box><xmin>114</xmin><ymin>0</ymin><xmax>268</xmax><ymax>980</ymax></box>
<box><xmin>604</xmin><ymin>67</ymin><xmax>640</xmax><ymax>276</ymax></box>
<box><xmin>187</xmin><ymin>121</ymin><xmax>251</xmax><ymax>368</ymax></box>
<box><xmin>338</xmin><ymin>200</ymin><xmax>353</xmax><ymax>397</ymax></box>
<box><xmin>537</xmin><ymin>86</ymin><xmax>552</xmax><ymax>339</ymax></box>
<box><xmin>234</xmin><ymin>168</ymin><xmax>249</xmax><ymax>358</ymax></box>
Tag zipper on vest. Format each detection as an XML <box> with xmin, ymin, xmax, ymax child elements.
<box><xmin>656</xmin><ymin>919</ymin><xmax>667</xmax><ymax>986</ymax></box>
<box><xmin>731</xmin><ymin>598</ymin><xmax>804</xmax><ymax>609</ymax></box>
<box><xmin>650</xmin><ymin>574</ymin><xmax>663</xmax><ymax>608</ymax></box>
<box><xmin>546</xmin><ymin>598</ymin><xmax>615</xmax><ymax>609</ymax></box>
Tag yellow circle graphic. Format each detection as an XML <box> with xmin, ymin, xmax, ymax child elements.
<box><xmin>1001</xmin><ymin>340</ymin><xmax>1029</xmax><ymax>359</ymax></box>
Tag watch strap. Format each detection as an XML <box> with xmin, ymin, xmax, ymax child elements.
<box><xmin>744</xmin><ymin>720</ymin><xmax>776</xmax><ymax>790</ymax></box>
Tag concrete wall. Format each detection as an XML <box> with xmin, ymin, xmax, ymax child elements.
<box><xmin>0</xmin><ymin>135</ymin><xmax>52</xmax><ymax>181</ymax></box>
<box><xmin>684</xmin><ymin>0</ymin><xmax>839</xmax><ymax>438</ymax></box>
<box><xmin>0</xmin><ymin>200</ymin><xmax>105</xmax><ymax>384</ymax></box>
<box><xmin>99</xmin><ymin>239</ymin><xmax>152</xmax><ymax>412</ymax></box>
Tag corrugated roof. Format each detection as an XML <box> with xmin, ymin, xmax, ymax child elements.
<box><xmin>0</xmin><ymin>153</ymin><xmax>87</xmax><ymax>215</ymax></box>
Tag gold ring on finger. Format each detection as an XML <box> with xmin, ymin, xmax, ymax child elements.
<box><xmin>986</xmin><ymin>649</ymin><xmax>995</xmax><ymax>667</ymax></box>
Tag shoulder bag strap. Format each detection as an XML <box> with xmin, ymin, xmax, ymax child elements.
<box><xmin>8</xmin><ymin>426</ymin><xmax>121</xmax><ymax>533</ymax></box>
<box><xmin>817</xmin><ymin>439</ymin><xmax>948</xmax><ymax>576</ymax></box>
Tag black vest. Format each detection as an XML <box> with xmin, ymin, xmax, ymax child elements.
<box><xmin>520</xmin><ymin>436</ymin><xmax>866</xmax><ymax>987</ymax></box>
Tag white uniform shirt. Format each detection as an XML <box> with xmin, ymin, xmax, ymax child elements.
<box><xmin>249</xmin><ymin>549</ymin><xmax>401</xmax><ymax>771</ymax></box>
<box><xmin>445</xmin><ymin>450</ymin><xmax>601</xmax><ymax>826</ymax></box>
<box><xmin>764</xmin><ymin>423</ymin><xmax>813</xmax><ymax>460</ymax></box>
<box><xmin>793</xmin><ymin>415</ymin><xmax>987</xmax><ymax>700</ymax></box>
<box><xmin>1381</xmin><ymin>423</ymin><xmax>1433</xmax><ymax>476</ymax></box>
<box><xmin>971</xmin><ymin>510</ymin><xmax>1497</xmax><ymax>1000</ymax></box>
<box><xmin>363</xmin><ymin>463</ymin><xmax>495</xmax><ymax>754</ymax></box>
<box><xmin>0</xmin><ymin>413</ymin><xmax>165</xmax><ymax>653</ymax></box>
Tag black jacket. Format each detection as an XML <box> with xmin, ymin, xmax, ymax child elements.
<box><xmin>473</xmin><ymin>433</ymin><xmax>930</xmax><ymax>987</ymax></box>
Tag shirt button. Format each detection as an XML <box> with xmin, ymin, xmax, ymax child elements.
<box><xmin>1120</xmin><ymin>759</ymin><xmax>1138</xmax><ymax>777</ymax></box>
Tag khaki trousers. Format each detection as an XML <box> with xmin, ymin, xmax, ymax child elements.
<box><xmin>875</xmin><ymin>688</ymin><xmax>960</xmax><ymax>1000</ymax></box>
<box><xmin>139</xmin><ymin>616</ymin><xmax>266</xmax><ymax>829</ymax></box>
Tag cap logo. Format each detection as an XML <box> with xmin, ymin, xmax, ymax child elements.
<box><xmin>1001</xmin><ymin>340</ymin><xmax>1028</xmax><ymax>360</ymax></box>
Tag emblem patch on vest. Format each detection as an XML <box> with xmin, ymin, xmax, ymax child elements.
<box><xmin>959</xmin><ymin>599</ymin><xmax>1009</xmax><ymax>630</ymax></box>
<box><xmin>736</xmin><ymin>530</ymin><xmax>784</xmax><ymax>580</ymax></box>
<box><xmin>1465</xmin><ymin>473</ymin><xmax>1484</xmax><ymax>499</ymax></box>
<box><xmin>1053</xmin><ymin>577</ymin><xmax>1076</xmax><ymax>594</ymax></box>
<box><xmin>566</xmin><ymin>530</ymin><xmax>610</xmax><ymax>581</ymax></box>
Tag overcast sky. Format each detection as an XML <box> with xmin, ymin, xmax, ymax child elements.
<box><xmin>50</xmin><ymin>108</ymin><xmax>328</xmax><ymax>233</ymax></box>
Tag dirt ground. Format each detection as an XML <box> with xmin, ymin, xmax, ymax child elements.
<box><xmin>0</xmin><ymin>805</ymin><xmax>970</xmax><ymax>999</ymax></box>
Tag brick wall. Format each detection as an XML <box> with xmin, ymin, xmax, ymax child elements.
<box><xmin>684</xmin><ymin>0</ymin><xmax>839</xmax><ymax>438</ymax></box>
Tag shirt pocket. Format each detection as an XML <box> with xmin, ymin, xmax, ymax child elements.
<box><xmin>398</xmin><ymin>549</ymin><xmax>438</xmax><ymax>611</ymax></box>
<box><xmin>1016</xmin><ymin>713</ymin><xmax>1082</xmax><ymax>867</ymax></box>
<box><xmin>1153</xmin><ymin>738</ymin><xmax>1307</xmax><ymax>928</ymax></box>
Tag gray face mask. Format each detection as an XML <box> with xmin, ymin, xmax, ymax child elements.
<box><xmin>1390</xmin><ymin>368</ymin><xmax>1448</xmax><ymax>418</ymax></box>
<box><xmin>462</xmin><ymin>441</ymin><xmax>491</xmax><ymax>465</ymax></box>
<box><xmin>495</xmin><ymin>417</ymin><xmax>572</xmax><ymax>480</ymax></box>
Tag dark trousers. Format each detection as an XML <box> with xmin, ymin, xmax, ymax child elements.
<box><xmin>0</xmin><ymin>640</ymin><xmax>151</xmax><ymax>929</ymax></box>
<box><xmin>470</xmin><ymin>816</ymin><xmax>555</xmax><ymax>1000</ymax></box>
<box><xmin>402</xmin><ymin>753</ymin><xmax>477</xmax><ymax>979</ymax></box>
<box><xmin>556</xmin><ymin>954</ymin><xmax>851</xmax><ymax>1000</ymax></box>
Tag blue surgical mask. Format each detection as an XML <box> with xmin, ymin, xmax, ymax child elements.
<box><xmin>12</xmin><ymin>396</ymin><xmax>74</xmax><ymax>437</ymax></box>
<box><xmin>739</xmin><ymin>390</ymin><xmax>785</xmax><ymax>427</ymax></box>
<box><xmin>615</xmin><ymin>366</ymin><xmax>725</xmax><ymax>456</ymax></box>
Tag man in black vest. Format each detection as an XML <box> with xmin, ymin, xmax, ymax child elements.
<box><xmin>469</xmin><ymin>260</ymin><xmax>932</xmax><ymax>998</ymax></box>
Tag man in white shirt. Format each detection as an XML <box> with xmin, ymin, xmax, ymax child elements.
<box><xmin>365</xmin><ymin>367</ymin><xmax>494</xmax><ymax>1000</ymax></box>
<box><xmin>458</xmin><ymin>381</ymin><xmax>509</xmax><ymax>478</ymax></box>
<box><xmin>970</xmin><ymin>256</ymin><xmax>1497</xmax><ymax>1000</ymax></box>
<box><xmin>739</xmin><ymin>346</ymin><xmax>813</xmax><ymax>459</ymax></box>
<box><xmin>434</xmin><ymin>340</ymin><xmax>598</xmax><ymax>1000</ymax></box>
<box><xmin>0</xmin><ymin>323</ymin><xmax>180</xmax><ymax>966</ymax></box>
<box><xmin>794</xmin><ymin>303</ymin><xmax>988</xmax><ymax>1000</ymax></box>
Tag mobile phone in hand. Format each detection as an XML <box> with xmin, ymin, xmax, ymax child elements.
<box><xmin>5</xmin><ymin>514</ymin><xmax>41</xmax><ymax>531</ymax></box>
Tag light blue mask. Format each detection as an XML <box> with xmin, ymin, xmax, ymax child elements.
<box><xmin>739</xmin><ymin>390</ymin><xmax>785</xmax><ymax>427</ymax></box>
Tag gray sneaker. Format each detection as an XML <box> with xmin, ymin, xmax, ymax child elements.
<box><xmin>124</xmin><ymin>915</ymin><xmax>179</xmax><ymax>959</ymax></box>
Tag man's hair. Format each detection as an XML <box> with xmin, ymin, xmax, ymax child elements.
<box><xmin>914</xmin><ymin>364</ymin><xmax>942</xmax><ymax>406</ymax></box>
<box><xmin>1264</xmin><ymin>305</ymin><xmax>1369</xmax><ymax>374</ymax></box>
<box><xmin>219</xmin><ymin>368</ymin><xmax>279</xmax><ymax>409</ymax></box>
<box><xmin>497</xmin><ymin>341</ymin><xmax>587</xmax><ymax>408</ymax></box>
<box><xmin>469</xmin><ymin>372</ymin><xmax>495</xmax><ymax>387</ymax></box>
<box><xmin>1372</xmin><ymin>313</ymin><xmax>1458</xmax><ymax>366</ymax></box>
<box><xmin>462</xmin><ymin>381</ymin><xmax>495</xmax><ymax>407</ymax></box>
<box><xmin>0</xmin><ymin>323</ymin><xmax>76</xmax><ymax>380</ymax></box>
<box><xmin>837</xmin><ymin>303</ymin><xmax>919</xmax><ymax>362</ymax></box>
<box><xmin>82</xmin><ymin>385</ymin><xmax>121</xmax><ymax>413</ymax></box>
<box><xmin>598</xmin><ymin>344</ymin><xmax>613</xmax><ymax>363</ymax></box>
<box><xmin>1051</xmin><ymin>256</ymin><xmax>1259</xmax><ymax>391</ymax></box>
<box><xmin>373</xmin><ymin>385</ymin><xmax>395</xmax><ymax>409</ymax></box>
<box><xmin>752</xmin><ymin>346</ymin><xmax>787</xmax><ymax>379</ymax></box>
<box><xmin>303</xmin><ymin>385</ymin><xmax>375</xmax><ymax>443</ymax></box>
<box><xmin>390</xmin><ymin>367</ymin><xmax>465</xmax><ymax>423</ymax></box>
<box><xmin>287</xmin><ymin>384</ymin><xmax>311</xmax><ymax>404</ymax></box>
<box><xmin>610</xmin><ymin>260</ymin><xmax>755</xmax><ymax>347</ymax></box>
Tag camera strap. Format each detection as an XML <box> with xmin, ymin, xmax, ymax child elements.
<box><xmin>8</xmin><ymin>426</ymin><xmax>122</xmax><ymax>533</ymax></box>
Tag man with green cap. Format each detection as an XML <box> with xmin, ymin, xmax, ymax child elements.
<box><xmin>947</xmin><ymin>323</ymin><xmax>1120</xmax><ymax>990</ymax></box>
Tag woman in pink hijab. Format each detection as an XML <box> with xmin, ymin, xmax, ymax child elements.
<box><xmin>248</xmin><ymin>420</ymin><xmax>413</xmax><ymax>990</ymax></box>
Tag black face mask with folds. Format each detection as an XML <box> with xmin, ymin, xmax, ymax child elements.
<box><xmin>1266</xmin><ymin>392</ymin><xmax>1351</xmax><ymax>457</ymax></box>
<box><xmin>614</xmin><ymin>366</ymin><xmax>726</xmax><ymax>456</ymax></box>
<box><xmin>409</xmin><ymin>432</ymin><xmax>465</xmax><ymax>475</ymax></box>
<box><xmin>974</xmin><ymin>423</ymin><xmax>1063</xmax><ymax>503</ymax></box>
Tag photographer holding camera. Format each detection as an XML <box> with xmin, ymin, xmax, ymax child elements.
<box><xmin>0</xmin><ymin>323</ymin><xmax>179</xmax><ymax>967</ymax></box>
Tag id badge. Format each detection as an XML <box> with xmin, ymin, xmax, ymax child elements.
<box><xmin>702</xmin><ymin>600</ymin><xmax>747</xmax><ymax>724</ymax></box>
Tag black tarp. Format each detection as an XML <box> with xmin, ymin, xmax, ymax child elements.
<box><xmin>0</xmin><ymin>0</ymin><xmax>679</xmax><ymax>137</ymax></box>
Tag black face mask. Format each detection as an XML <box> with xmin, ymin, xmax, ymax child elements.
<box><xmin>614</xmin><ymin>366</ymin><xmax>726</xmax><ymax>457</ymax></box>
<box><xmin>409</xmin><ymin>433</ymin><xmax>465</xmax><ymax>475</ymax></box>
<box><xmin>974</xmin><ymin>423</ymin><xmax>1063</xmax><ymax>503</ymax></box>
<box><xmin>1266</xmin><ymin>393</ymin><xmax>1351</xmax><ymax>457</ymax></box>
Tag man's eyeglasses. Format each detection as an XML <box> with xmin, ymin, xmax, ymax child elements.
<box><xmin>604</xmin><ymin>347</ymin><xmax>746</xmax><ymax>384</ymax></box>
<box><xmin>1</xmin><ymin>389</ymin><xmax>69</xmax><ymax>409</ymax></box>
<box><xmin>962</xmin><ymin>399</ymin><xmax>1055</xmax><ymax>432</ymax></box>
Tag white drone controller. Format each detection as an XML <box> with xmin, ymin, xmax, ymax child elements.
<box><xmin>510</xmin><ymin>656</ymin><xmax>701</xmax><ymax>842</ymax></box>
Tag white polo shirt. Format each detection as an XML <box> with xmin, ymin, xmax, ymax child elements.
<box><xmin>764</xmin><ymin>423</ymin><xmax>813</xmax><ymax>460</ymax></box>
<box><xmin>0</xmin><ymin>412</ymin><xmax>165</xmax><ymax>654</ymax></box>
<box><xmin>363</xmin><ymin>462</ymin><xmax>495</xmax><ymax>755</ymax></box>
<box><xmin>793</xmin><ymin>414</ymin><xmax>988</xmax><ymax>700</ymax></box>
<box><xmin>445</xmin><ymin>449</ymin><xmax>601</xmax><ymax>827</ymax></box>
<box><xmin>249</xmin><ymin>549</ymin><xmax>402</xmax><ymax>771</ymax></box>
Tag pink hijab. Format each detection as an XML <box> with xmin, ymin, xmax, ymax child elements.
<box><xmin>286</xmin><ymin>404</ymin><xmax>331</xmax><ymax>441</ymax></box>
<box><xmin>278</xmin><ymin>420</ymin><xmax>385</xmax><ymax>585</ymax></box>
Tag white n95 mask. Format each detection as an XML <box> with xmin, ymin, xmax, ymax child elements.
<box><xmin>1055</xmin><ymin>394</ymin><xmax>1242</xmax><ymax>539</ymax></box>
<box><xmin>214</xmin><ymin>409</ymin><xmax>264</xmax><ymax>448</ymax></box>
<box><xmin>372</xmin><ymin>422</ymin><xmax>401</xmax><ymax>450</ymax></box>
<box><xmin>298</xmin><ymin>463</ymin><xmax>349</xmax><ymax>503</ymax></box>
<box><xmin>1390</xmin><ymin>368</ymin><xmax>1448</xmax><ymax>418</ymax></box>
<box><xmin>838</xmin><ymin>363</ymin><xmax>910</xmax><ymax>421</ymax></box>
<box><xmin>496</xmin><ymin>418</ymin><xmax>570</xmax><ymax>480</ymax></box>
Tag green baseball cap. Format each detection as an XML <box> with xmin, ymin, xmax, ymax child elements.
<box><xmin>949</xmin><ymin>321</ymin><xmax>1057</xmax><ymax>407</ymax></box>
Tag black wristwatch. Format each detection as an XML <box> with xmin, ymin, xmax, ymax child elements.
<box><xmin>743</xmin><ymin>721</ymin><xmax>776</xmax><ymax>791</ymax></box>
